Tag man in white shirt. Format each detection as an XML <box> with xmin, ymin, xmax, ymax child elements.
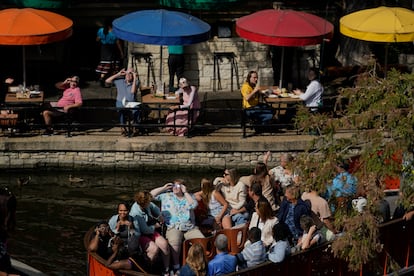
<box><xmin>293</xmin><ymin>68</ymin><xmax>323</xmax><ymax>112</ymax></box>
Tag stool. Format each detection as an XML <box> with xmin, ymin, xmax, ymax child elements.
<box><xmin>131</xmin><ymin>52</ymin><xmax>156</xmax><ymax>86</ymax></box>
<box><xmin>213</xmin><ymin>52</ymin><xmax>239</xmax><ymax>92</ymax></box>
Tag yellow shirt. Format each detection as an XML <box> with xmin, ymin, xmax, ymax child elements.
<box><xmin>240</xmin><ymin>81</ymin><xmax>259</xmax><ymax>109</ymax></box>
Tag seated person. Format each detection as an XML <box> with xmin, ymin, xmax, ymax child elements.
<box><xmin>277</xmin><ymin>185</ymin><xmax>311</xmax><ymax>243</ymax></box>
<box><xmin>208</xmin><ymin>234</ymin><xmax>237</xmax><ymax>276</ymax></box>
<box><xmin>165</xmin><ymin>77</ymin><xmax>200</xmax><ymax>137</ymax></box>
<box><xmin>236</xmin><ymin>227</ymin><xmax>267</xmax><ymax>269</ymax></box>
<box><xmin>0</xmin><ymin>76</ymin><xmax>14</xmax><ymax>104</ymax></box>
<box><xmin>151</xmin><ymin>180</ymin><xmax>204</xmax><ymax>273</ymax></box>
<box><xmin>42</xmin><ymin>76</ymin><xmax>83</xmax><ymax>135</ymax></box>
<box><xmin>194</xmin><ymin>178</ymin><xmax>231</xmax><ymax>231</ymax></box>
<box><xmin>105</xmin><ymin>68</ymin><xmax>140</xmax><ymax>137</ymax></box>
<box><xmin>248</xmin><ymin>197</ymin><xmax>278</xmax><ymax>248</ymax></box>
<box><xmin>240</xmin><ymin>70</ymin><xmax>274</xmax><ymax>132</ymax></box>
<box><xmin>268</xmin><ymin>222</ymin><xmax>292</xmax><ymax>263</ymax></box>
<box><xmin>292</xmin><ymin>68</ymin><xmax>323</xmax><ymax>112</ymax></box>
<box><xmin>296</xmin><ymin>215</ymin><xmax>321</xmax><ymax>251</ymax></box>
<box><xmin>88</xmin><ymin>220</ymin><xmax>113</xmax><ymax>259</ymax></box>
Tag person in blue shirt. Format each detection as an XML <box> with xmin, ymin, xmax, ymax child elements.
<box><xmin>96</xmin><ymin>18</ymin><xmax>124</xmax><ymax>85</ymax></box>
<box><xmin>208</xmin><ymin>234</ymin><xmax>237</xmax><ymax>276</ymax></box>
<box><xmin>325</xmin><ymin>159</ymin><xmax>357</xmax><ymax>212</ymax></box>
<box><xmin>277</xmin><ymin>185</ymin><xmax>311</xmax><ymax>242</ymax></box>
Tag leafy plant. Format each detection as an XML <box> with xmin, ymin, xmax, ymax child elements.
<box><xmin>294</xmin><ymin>66</ymin><xmax>414</xmax><ymax>271</ymax></box>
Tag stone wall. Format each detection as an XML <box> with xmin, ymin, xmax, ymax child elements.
<box><xmin>0</xmin><ymin>151</ymin><xmax>299</xmax><ymax>171</ymax></box>
<box><xmin>0</xmin><ymin>135</ymin><xmax>312</xmax><ymax>171</ymax></box>
<box><xmin>128</xmin><ymin>38</ymin><xmax>275</xmax><ymax>93</ymax></box>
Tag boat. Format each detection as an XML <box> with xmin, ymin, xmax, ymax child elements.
<box><xmin>85</xmin><ymin>217</ymin><xmax>413</xmax><ymax>275</ymax></box>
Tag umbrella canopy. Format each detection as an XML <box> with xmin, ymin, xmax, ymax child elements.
<box><xmin>0</xmin><ymin>8</ymin><xmax>73</xmax><ymax>45</ymax></box>
<box><xmin>236</xmin><ymin>9</ymin><xmax>334</xmax><ymax>47</ymax></box>
<box><xmin>113</xmin><ymin>9</ymin><xmax>211</xmax><ymax>46</ymax></box>
<box><xmin>340</xmin><ymin>6</ymin><xmax>414</xmax><ymax>77</ymax></box>
<box><xmin>340</xmin><ymin>6</ymin><xmax>414</xmax><ymax>43</ymax></box>
<box><xmin>236</xmin><ymin>9</ymin><xmax>333</xmax><ymax>87</ymax></box>
<box><xmin>113</xmin><ymin>9</ymin><xmax>210</xmax><ymax>81</ymax></box>
<box><xmin>160</xmin><ymin>0</ymin><xmax>241</xmax><ymax>10</ymax></box>
<box><xmin>0</xmin><ymin>8</ymin><xmax>73</xmax><ymax>87</ymax></box>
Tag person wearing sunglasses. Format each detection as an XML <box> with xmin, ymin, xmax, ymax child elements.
<box><xmin>42</xmin><ymin>75</ymin><xmax>83</xmax><ymax>135</ymax></box>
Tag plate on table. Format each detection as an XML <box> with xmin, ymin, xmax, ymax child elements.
<box><xmin>30</xmin><ymin>91</ymin><xmax>41</xmax><ymax>95</ymax></box>
<box><xmin>280</xmin><ymin>93</ymin><xmax>290</xmax><ymax>98</ymax></box>
<box><xmin>288</xmin><ymin>93</ymin><xmax>300</xmax><ymax>98</ymax></box>
<box><xmin>267</xmin><ymin>94</ymin><xmax>278</xmax><ymax>98</ymax></box>
<box><xmin>166</xmin><ymin>96</ymin><xmax>177</xmax><ymax>100</ymax></box>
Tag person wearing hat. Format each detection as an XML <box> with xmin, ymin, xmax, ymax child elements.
<box><xmin>105</xmin><ymin>68</ymin><xmax>140</xmax><ymax>136</ymax></box>
<box><xmin>165</xmin><ymin>77</ymin><xmax>200</xmax><ymax>136</ymax></box>
<box><xmin>208</xmin><ymin>234</ymin><xmax>237</xmax><ymax>276</ymax></box>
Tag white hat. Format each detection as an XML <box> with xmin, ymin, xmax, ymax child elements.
<box><xmin>179</xmin><ymin>77</ymin><xmax>189</xmax><ymax>88</ymax></box>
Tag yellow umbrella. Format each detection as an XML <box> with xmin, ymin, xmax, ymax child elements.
<box><xmin>340</xmin><ymin>6</ymin><xmax>414</xmax><ymax>76</ymax></box>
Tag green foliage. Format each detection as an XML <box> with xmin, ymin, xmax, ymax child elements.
<box><xmin>294</xmin><ymin>68</ymin><xmax>414</xmax><ymax>271</ymax></box>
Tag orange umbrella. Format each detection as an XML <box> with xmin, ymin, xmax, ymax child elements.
<box><xmin>0</xmin><ymin>8</ymin><xmax>73</xmax><ymax>87</ymax></box>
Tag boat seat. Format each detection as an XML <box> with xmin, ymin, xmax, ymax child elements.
<box><xmin>215</xmin><ymin>222</ymin><xmax>249</xmax><ymax>255</ymax></box>
<box><xmin>182</xmin><ymin>235</ymin><xmax>216</xmax><ymax>265</ymax></box>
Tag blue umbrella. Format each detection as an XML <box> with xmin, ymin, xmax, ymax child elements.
<box><xmin>113</xmin><ymin>9</ymin><xmax>210</xmax><ymax>82</ymax></box>
<box><xmin>113</xmin><ymin>9</ymin><xmax>211</xmax><ymax>45</ymax></box>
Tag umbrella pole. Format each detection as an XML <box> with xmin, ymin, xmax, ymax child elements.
<box><xmin>159</xmin><ymin>45</ymin><xmax>163</xmax><ymax>83</ymax></box>
<box><xmin>22</xmin><ymin>46</ymin><xmax>26</xmax><ymax>89</ymax></box>
<box><xmin>279</xmin><ymin>47</ymin><xmax>285</xmax><ymax>88</ymax></box>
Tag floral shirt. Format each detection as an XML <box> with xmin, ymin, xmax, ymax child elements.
<box><xmin>155</xmin><ymin>192</ymin><xmax>198</xmax><ymax>230</ymax></box>
<box><xmin>269</xmin><ymin>165</ymin><xmax>294</xmax><ymax>187</ymax></box>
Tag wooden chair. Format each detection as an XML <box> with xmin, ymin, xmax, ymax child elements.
<box><xmin>182</xmin><ymin>235</ymin><xmax>216</xmax><ymax>265</ymax></box>
<box><xmin>216</xmin><ymin>222</ymin><xmax>249</xmax><ymax>255</ymax></box>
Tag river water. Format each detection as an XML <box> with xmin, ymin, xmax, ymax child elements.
<box><xmin>1</xmin><ymin>169</ymin><xmax>229</xmax><ymax>275</ymax></box>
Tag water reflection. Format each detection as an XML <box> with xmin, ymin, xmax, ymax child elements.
<box><xmin>1</xmin><ymin>170</ymin><xmax>230</xmax><ymax>275</ymax></box>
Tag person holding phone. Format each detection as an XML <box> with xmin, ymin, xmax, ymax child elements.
<box><xmin>151</xmin><ymin>180</ymin><xmax>204</xmax><ymax>274</ymax></box>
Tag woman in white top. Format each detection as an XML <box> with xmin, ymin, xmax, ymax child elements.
<box><xmin>220</xmin><ymin>168</ymin><xmax>249</xmax><ymax>227</ymax></box>
<box><xmin>249</xmin><ymin>197</ymin><xmax>278</xmax><ymax>248</ymax></box>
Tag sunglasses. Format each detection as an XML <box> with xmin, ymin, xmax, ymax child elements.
<box><xmin>223</xmin><ymin>172</ymin><xmax>230</xmax><ymax>176</ymax></box>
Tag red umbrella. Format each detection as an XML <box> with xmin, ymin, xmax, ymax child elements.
<box><xmin>0</xmin><ymin>8</ymin><xmax>73</xmax><ymax>87</ymax></box>
<box><xmin>236</xmin><ymin>9</ymin><xmax>333</xmax><ymax>87</ymax></box>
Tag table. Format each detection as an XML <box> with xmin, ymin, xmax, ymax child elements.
<box><xmin>5</xmin><ymin>92</ymin><xmax>44</xmax><ymax>105</ymax></box>
<box><xmin>264</xmin><ymin>95</ymin><xmax>303</xmax><ymax>119</ymax></box>
<box><xmin>3</xmin><ymin>92</ymin><xmax>45</xmax><ymax>131</ymax></box>
<box><xmin>141</xmin><ymin>94</ymin><xmax>180</xmax><ymax>122</ymax></box>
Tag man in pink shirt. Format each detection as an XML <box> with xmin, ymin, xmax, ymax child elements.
<box><xmin>42</xmin><ymin>76</ymin><xmax>83</xmax><ymax>135</ymax></box>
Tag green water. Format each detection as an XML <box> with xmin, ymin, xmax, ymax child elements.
<box><xmin>1</xmin><ymin>169</ymin><xmax>230</xmax><ymax>275</ymax></box>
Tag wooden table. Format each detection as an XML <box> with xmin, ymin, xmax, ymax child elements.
<box><xmin>141</xmin><ymin>94</ymin><xmax>180</xmax><ymax>122</ymax></box>
<box><xmin>264</xmin><ymin>95</ymin><xmax>303</xmax><ymax>118</ymax></box>
<box><xmin>5</xmin><ymin>92</ymin><xmax>44</xmax><ymax>105</ymax></box>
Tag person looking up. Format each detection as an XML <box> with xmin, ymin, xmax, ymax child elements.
<box><xmin>42</xmin><ymin>75</ymin><xmax>83</xmax><ymax>136</ymax></box>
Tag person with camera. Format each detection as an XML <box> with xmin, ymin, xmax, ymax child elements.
<box><xmin>151</xmin><ymin>180</ymin><xmax>204</xmax><ymax>275</ymax></box>
<box><xmin>88</xmin><ymin>220</ymin><xmax>113</xmax><ymax>259</ymax></box>
<box><xmin>130</xmin><ymin>191</ymin><xmax>170</xmax><ymax>275</ymax></box>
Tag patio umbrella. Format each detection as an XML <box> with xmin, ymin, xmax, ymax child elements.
<box><xmin>113</xmin><ymin>9</ymin><xmax>211</xmax><ymax>81</ymax></box>
<box><xmin>0</xmin><ymin>8</ymin><xmax>73</xmax><ymax>88</ymax></box>
<box><xmin>236</xmin><ymin>8</ymin><xmax>334</xmax><ymax>88</ymax></box>
<box><xmin>340</xmin><ymin>6</ymin><xmax>414</xmax><ymax>77</ymax></box>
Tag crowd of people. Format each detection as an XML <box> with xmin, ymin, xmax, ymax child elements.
<box><xmin>88</xmin><ymin>150</ymin><xmax>413</xmax><ymax>276</ymax></box>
